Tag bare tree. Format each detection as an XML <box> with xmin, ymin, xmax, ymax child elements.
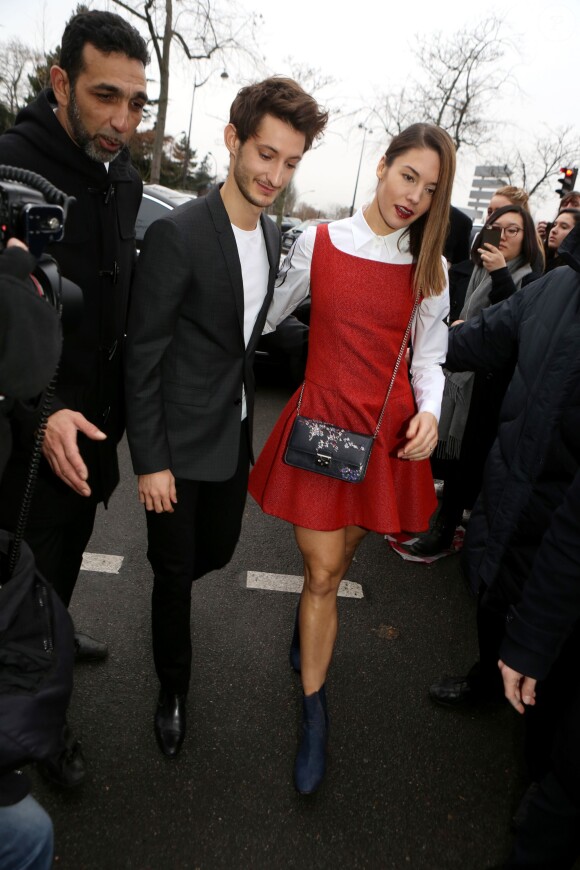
<box><xmin>112</xmin><ymin>0</ymin><xmax>261</xmax><ymax>182</ymax></box>
<box><xmin>281</xmin><ymin>60</ymin><xmax>334</xmax><ymax>104</ymax></box>
<box><xmin>0</xmin><ymin>38</ymin><xmax>40</xmax><ymax>116</ymax></box>
<box><xmin>493</xmin><ymin>126</ymin><xmax>579</xmax><ymax>200</ymax></box>
<box><xmin>268</xmin><ymin>59</ymin><xmax>334</xmax><ymax>221</ymax></box>
<box><xmin>371</xmin><ymin>17</ymin><xmax>512</xmax><ymax>151</ymax></box>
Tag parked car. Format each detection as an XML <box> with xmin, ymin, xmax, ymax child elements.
<box><xmin>134</xmin><ymin>184</ymin><xmax>308</xmax><ymax>385</ymax></box>
<box><xmin>254</xmin><ymin>297</ymin><xmax>310</xmax><ymax>387</ymax></box>
<box><xmin>136</xmin><ymin>184</ymin><xmax>196</xmax><ymax>250</ymax></box>
<box><xmin>267</xmin><ymin>214</ymin><xmax>301</xmax><ymax>234</ymax></box>
<box><xmin>281</xmin><ymin>217</ymin><xmax>332</xmax><ymax>254</ymax></box>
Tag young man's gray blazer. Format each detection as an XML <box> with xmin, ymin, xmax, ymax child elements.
<box><xmin>124</xmin><ymin>185</ymin><xmax>281</xmax><ymax>482</ymax></box>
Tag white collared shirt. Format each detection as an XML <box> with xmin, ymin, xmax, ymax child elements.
<box><xmin>265</xmin><ymin>208</ymin><xmax>449</xmax><ymax>420</ymax></box>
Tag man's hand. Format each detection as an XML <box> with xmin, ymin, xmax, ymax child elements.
<box><xmin>138</xmin><ymin>470</ymin><xmax>177</xmax><ymax>513</ymax></box>
<box><xmin>498</xmin><ymin>659</ymin><xmax>537</xmax><ymax>715</ymax></box>
<box><xmin>42</xmin><ymin>409</ymin><xmax>106</xmax><ymax>496</ymax></box>
<box><xmin>6</xmin><ymin>238</ymin><xmax>28</xmax><ymax>251</ymax></box>
<box><xmin>398</xmin><ymin>411</ymin><xmax>438</xmax><ymax>461</ymax></box>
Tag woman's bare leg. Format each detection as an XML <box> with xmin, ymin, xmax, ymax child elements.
<box><xmin>294</xmin><ymin>525</ymin><xmax>368</xmax><ymax>695</ymax></box>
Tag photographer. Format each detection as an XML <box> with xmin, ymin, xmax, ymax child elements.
<box><xmin>0</xmin><ymin>240</ymin><xmax>62</xmax><ymax>475</ymax></box>
<box><xmin>0</xmin><ymin>10</ymin><xmax>149</xmax><ymax>787</ymax></box>
<box><xmin>0</xmin><ymin>238</ymin><xmax>62</xmax><ymax>870</ymax></box>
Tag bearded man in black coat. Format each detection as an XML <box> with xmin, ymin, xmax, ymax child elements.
<box><xmin>0</xmin><ymin>10</ymin><xmax>149</xmax><ymax>787</ymax></box>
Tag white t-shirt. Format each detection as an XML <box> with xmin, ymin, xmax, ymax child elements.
<box><xmin>231</xmin><ymin>221</ymin><xmax>269</xmax><ymax>419</ymax></box>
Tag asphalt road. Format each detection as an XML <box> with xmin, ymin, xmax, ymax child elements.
<box><xmin>27</xmin><ymin>376</ymin><xmax>529</xmax><ymax>869</ymax></box>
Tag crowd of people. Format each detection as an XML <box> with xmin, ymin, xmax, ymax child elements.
<box><xmin>0</xmin><ymin>8</ymin><xmax>579</xmax><ymax>869</ymax></box>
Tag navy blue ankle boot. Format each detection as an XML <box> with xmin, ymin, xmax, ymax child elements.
<box><xmin>289</xmin><ymin>604</ymin><xmax>301</xmax><ymax>673</ymax></box>
<box><xmin>294</xmin><ymin>684</ymin><xmax>329</xmax><ymax>795</ymax></box>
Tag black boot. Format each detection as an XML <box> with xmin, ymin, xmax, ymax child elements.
<box><xmin>154</xmin><ymin>690</ymin><xmax>187</xmax><ymax>758</ymax></box>
<box><xmin>294</xmin><ymin>684</ymin><xmax>329</xmax><ymax>795</ymax></box>
<box><xmin>74</xmin><ymin>630</ymin><xmax>108</xmax><ymax>662</ymax></box>
<box><xmin>401</xmin><ymin>516</ymin><xmax>458</xmax><ymax>557</ymax></box>
<box><xmin>38</xmin><ymin>725</ymin><xmax>86</xmax><ymax>788</ymax></box>
<box><xmin>289</xmin><ymin>602</ymin><xmax>301</xmax><ymax>673</ymax></box>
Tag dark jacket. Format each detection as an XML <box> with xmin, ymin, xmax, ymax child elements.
<box><xmin>0</xmin><ymin>771</ymin><xmax>29</xmax><ymax>807</ymax></box>
<box><xmin>0</xmin><ymin>89</ymin><xmax>142</xmax><ymax>508</ymax></box>
<box><xmin>125</xmin><ymin>186</ymin><xmax>281</xmax><ymax>481</ymax></box>
<box><xmin>444</xmin><ymin>206</ymin><xmax>472</xmax><ymax>266</ymax></box>
<box><xmin>447</xmin><ymin>225</ymin><xmax>580</xmax><ymax>680</ymax></box>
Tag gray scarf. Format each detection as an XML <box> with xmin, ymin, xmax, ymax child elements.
<box><xmin>437</xmin><ymin>255</ymin><xmax>532</xmax><ymax>460</ymax></box>
<box><xmin>459</xmin><ymin>255</ymin><xmax>531</xmax><ymax>320</ymax></box>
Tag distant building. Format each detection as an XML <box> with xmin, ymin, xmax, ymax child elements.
<box><xmin>466</xmin><ymin>164</ymin><xmax>510</xmax><ymax>221</ymax></box>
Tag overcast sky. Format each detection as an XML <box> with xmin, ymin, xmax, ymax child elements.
<box><xmin>1</xmin><ymin>0</ymin><xmax>578</xmax><ymax>219</ymax></box>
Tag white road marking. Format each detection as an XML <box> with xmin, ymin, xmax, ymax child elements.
<box><xmin>81</xmin><ymin>553</ymin><xmax>124</xmax><ymax>574</ymax></box>
<box><xmin>246</xmin><ymin>571</ymin><xmax>363</xmax><ymax>599</ymax></box>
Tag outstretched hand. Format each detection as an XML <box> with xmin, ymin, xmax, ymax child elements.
<box><xmin>498</xmin><ymin>659</ymin><xmax>537</xmax><ymax>715</ymax></box>
<box><xmin>42</xmin><ymin>409</ymin><xmax>106</xmax><ymax>496</ymax></box>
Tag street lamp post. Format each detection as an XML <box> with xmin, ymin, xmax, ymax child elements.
<box><xmin>349</xmin><ymin>123</ymin><xmax>372</xmax><ymax>217</ymax></box>
<box><xmin>181</xmin><ymin>70</ymin><xmax>228</xmax><ymax>188</ymax></box>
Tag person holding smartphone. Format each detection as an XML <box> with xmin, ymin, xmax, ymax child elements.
<box><xmin>405</xmin><ymin>204</ymin><xmax>544</xmax><ymax>557</ymax></box>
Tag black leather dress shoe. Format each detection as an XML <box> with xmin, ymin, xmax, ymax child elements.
<box><xmin>429</xmin><ymin>675</ymin><xmax>474</xmax><ymax>706</ymax></box>
<box><xmin>429</xmin><ymin>674</ymin><xmax>503</xmax><ymax>708</ymax></box>
<box><xmin>38</xmin><ymin>726</ymin><xmax>86</xmax><ymax>788</ymax></box>
<box><xmin>74</xmin><ymin>631</ymin><xmax>108</xmax><ymax>662</ymax></box>
<box><xmin>154</xmin><ymin>691</ymin><xmax>187</xmax><ymax>758</ymax></box>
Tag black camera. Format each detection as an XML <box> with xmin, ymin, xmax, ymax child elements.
<box><xmin>0</xmin><ymin>180</ymin><xmax>64</xmax><ymax>257</ymax></box>
<box><xmin>0</xmin><ymin>165</ymin><xmax>82</xmax><ymax>330</ymax></box>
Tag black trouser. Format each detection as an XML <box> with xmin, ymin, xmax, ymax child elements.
<box><xmin>465</xmin><ymin>585</ymin><xmax>508</xmax><ymax>700</ymax></box>
<box><xmin>23</xmin><ymin>504</ymin><xmax>98</xmax><ymax>607</ymax></box>
<box><xmin>146</xmin><ymin>423</ymin><xmax>250</xmax><ymax>695</ymax></box>
<box><xmin>0</xmin><ymin>486</ymin><xmax>97</xmax><ymax>609</ymax></box>
<box><xmin>507</xmin><ymin>625</ymin><xmax>580</xmax><ymax>867</ymax></box>
<box><xmin>0</xmin><ymin>453</ymin><xmax>99</xmax><ymax>608</ymax></box>
<box><xmin>507</xmin><ymin>770</ymin><xmax>580</xmax><ymax>868</ymax></box>
<box><xmin>475</xmin><ymin>588</ymin><xmax>580</xmax><ymax>866</ymax></box>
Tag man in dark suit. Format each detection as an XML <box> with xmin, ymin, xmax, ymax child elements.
<box><xmin>125</xmin><ymin>77</ymin><xmax>327</xmax><ymax>757</ymax></box>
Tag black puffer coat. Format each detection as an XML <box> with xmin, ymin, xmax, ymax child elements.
<box><xmin>446</xmin><ymin>225</ymin><xmax>580</xmax><ymax>680</ymax></box>
<box><xmin>0</xmin><ymin>89</ymin><xmax>142</xmax><ymax>509</ymax></box>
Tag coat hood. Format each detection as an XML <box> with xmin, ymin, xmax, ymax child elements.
<box><xmin>559</xmin><ymin>221</ymin><xmax>580</xmax><ymax>273</ymax></box>
<box><xmin>5</xmin><ymin>89</ymin><xmax>137</xmax><ymax>185</ymax></box>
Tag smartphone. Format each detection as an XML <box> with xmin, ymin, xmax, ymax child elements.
<box><xmin>480</xmin><ymin>227</ymin><xmax>501</xmax><ymax>249</ymax></box>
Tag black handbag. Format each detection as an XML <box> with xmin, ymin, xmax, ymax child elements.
<box><xmin>284</xmin><ymin>294</ymin><xmax>420</xmax><ymax>483</ymax></box>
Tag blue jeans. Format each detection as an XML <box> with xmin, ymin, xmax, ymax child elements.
<box><xmin>0</xmin><ymin>795</ymin><xmax>53</xmax><ymax>870</ymax></box>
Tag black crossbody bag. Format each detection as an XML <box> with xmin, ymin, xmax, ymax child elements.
<box><xmin>284</xmin><ymin>294</ymin><xmax>420</xmax><ymax>483</ymax></box>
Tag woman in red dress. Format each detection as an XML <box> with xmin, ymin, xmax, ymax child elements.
<box><xmin>249</xmin><ymin>123</ymin><xmax>456</xmax><ymax>794</ymax></box>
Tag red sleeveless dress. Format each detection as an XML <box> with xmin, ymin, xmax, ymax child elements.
<box><xmin>248</xmin><ymin>225</ymin><xmax>437</xmax><ymax>533</ymax></box>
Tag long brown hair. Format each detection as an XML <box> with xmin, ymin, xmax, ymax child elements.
<box><xmin>383</xmin><ymin>124</ymin><xmax>456</xmax><ymax>297</ymax></box>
